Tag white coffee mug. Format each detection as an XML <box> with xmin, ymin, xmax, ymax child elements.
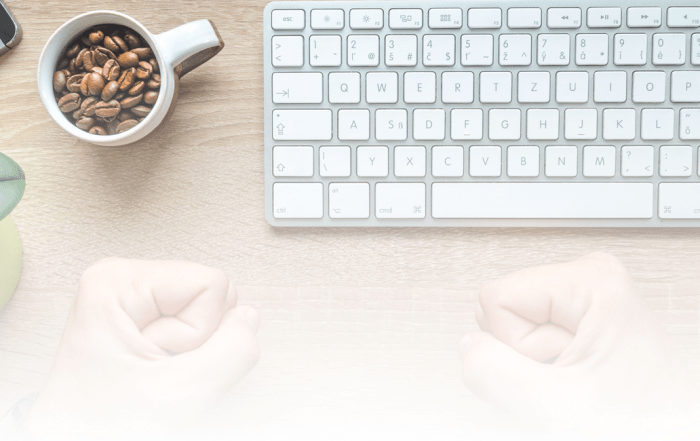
<box><xmin>38</xmin><ymin>11</ymin><xmax>224</xmax><ymax>146</ymax></box>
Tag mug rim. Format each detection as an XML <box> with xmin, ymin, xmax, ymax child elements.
<box><xmin>38</xmin><ymin>10</ymin><xmax>170</xmax><ymax>146</ymax></box>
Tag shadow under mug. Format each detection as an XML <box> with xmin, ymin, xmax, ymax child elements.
<box><xmin>38</xmin><ymin>11</ymin><xmax>224</xmax><ymax>147</ymax></box>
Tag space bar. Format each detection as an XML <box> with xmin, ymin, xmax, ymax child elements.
<box><xmin>432</xmin><ymin>183</ymin><xmax>653</xmax><ymax>219</ymax></box>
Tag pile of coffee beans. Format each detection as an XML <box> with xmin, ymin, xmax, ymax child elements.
<box><xmin>53</xmin><ymin>25</ymin><xmax>161</xmax><ymax>136</ymax></box>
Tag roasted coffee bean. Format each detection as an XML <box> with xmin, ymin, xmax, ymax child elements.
<box><xmin>95</xmin><ymin>46</ymin><xmax>117</xmax><ymax>62</ymax></box>
<box><xmin>58</xmin><ymin>93</ymin><xmax>82</xmax><ymax>113</ymax></box>
<box><xmin>80</xmin><ymin>96</ymin><xmax>100</xmax><ymax>117</ymax></box>
<box><xmin>80</xmin><ymin>35</ymin><xmax>91</xmax><ymax>47</ymax></box>
<box><xmin>57</xmin><ymin>57</ymin><xmax>70</xmax><ymax>70</ymax></box>
<box><xmin>112</xmin><ymin>35</ymin><xmax>129</xmax><ymax>53</ymax></box>
<box><xmin>117</xmin><ymin>110</ymin><xmax>136</xmax><ymax>122</ymax></box>
<box><xmin>116</xmin><ymin>119</ymin><xmax>139</xmax><ymax>133</ymax></box>
<box><xmin>128</xmin><ymin>80</ymin><xmax>145</xmax><ymax>96</ymax></box>
<box><xmin>66</xmin><ymin>43</ymin><xmax>82</xmax><ymax>59</ymax></box>
<box><xmin>144</xmin><ymin>90</ymin><xmax>159</xmax><ymax>105</ymax></box>
<box><xmin>93</xmin><ymin>50</ymin><xmax>108</xmax><ymax>67</ymax></box>
<box><xmin>124</xmin><ymin>33</ymin><xmax>141</xmax><ymax>49</ymax></box>
<box><xmin>118</xmin><ymin>67</ymin><xmax>136</xmax><ymax>91</ymax></box>
<box><xmin>76</xmin><ymin>116</ymin><xmax>96</xmax><ymax>131</ymax></box>
<box><xmin>117</xmin><ymin>51</ymin><xmax>139</xmax><ymax>69</ymax></box>
<box><xmin>132</xmin><ymin>47</ymin><xmax>153</xmax><ymax>60</ymax></box>
<box><xmin>95</xmin><ymin>100</ymin><xmax>121</xmax><ymax>118</ymax></box>
<box><xmin>88</xmin><ymin>126</ymin><xmax>107</xmax><ymax>135</ymax></box>
<box><xmin>66</xmin><ymin>74</ymin><xmax>86</xmax><ymax>93</ymax></box>
<box><xmin>131</xmin><ymin>105</ymin><xmax>151</xmax><ymax>118</ymax></box>
<box><xmin>120</xmin><ymin>94</ymin><xmax>143</xmax><ymax>109</ymax></box>
<box><xmin>75</xmin><ymin>48</ymin><xmax>88</xmax><ymax>68</ymax></box>
<box><xmin>80</xmin><ymin>74</ymin><xmax>90</xmax><ymax>95</ymax></box>
<box><xmin>89</xmin><ymin>30</ymin><xmax>104</xmax><ymax>45</ymax></box>
<box><xmin>69</xmin><ymin>58</ymin><xmax>77</xmax><ymax>73</ymax></box>
<box><xmin>53</xmin><ymin>71</ymin><xmax>68</xmax><ymax>93</ymax></box>
<box><xmin>102</xmin><ymin>59</ymin><xmax>120</xmax><ymax>81</ymax></box>
<box><xmin>82</xmin><ymin>50</ymin><xmax>96</xmax><ymax>71</ymax></box>
<box><xmin>72</xmin><ymin>107</ymin><xmax>84</xmax><ymax>119</ymax></box>
<box><xmin>86</xmin><ymin>73</ymin><xmax>105</xmax><ymax>96</ymax></box>
<box><xmin>149</xmin><ymin>58</ymin><xmax>159</xmax><ymax>74</ymax></box>
<box><xmin>135</xmin><ymin>61</ymin><xmax>153</xmax><ymax>80</ymax></box>
<box><xmin>106</xmin><ymin>119</ymin><xmax>120</xmax><ymax>135</ymax></box>
<box><xmin>100</xmin><ymin>81</ymin><xmax>118</xmax><ymax>101</ymax></box>
<box><xmin>91</xmin><ymin>67</ymin><xmax>103</xmax><ymax>76</ymax></box>
<box><xmin>61</xmin><ymin>69</ymin><xmax>72</xmax><ymax>78</ymax></box>
<box><xmin>146</xmin><ymin>74</ymin><xmax>161</xmax><ymax>89</ymax></box>
<box><xmin>114</xmin><ymin>91</ymin><xmax>126</xmax><ymax>101</ymax></box>
<box><xmin>103</xmin><ymin>35</ymin><xmax>120</xmax><ymax>53</ymax></box>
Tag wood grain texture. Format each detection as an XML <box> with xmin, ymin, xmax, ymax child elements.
<box><xmin>0</xmin><ymin>0</ymin><xmax>699</xmax><ymax>436</ymax></box>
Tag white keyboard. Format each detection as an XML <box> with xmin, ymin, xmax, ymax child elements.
<box><xmin>263</xmin><ymin>0</ymin><xmax>700</xmax><ymax>227</ymax></box>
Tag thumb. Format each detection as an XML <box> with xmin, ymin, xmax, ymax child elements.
<box><xmin>459</xmin><ymin>331</ymin><xmax>566</xmax><ymax>413</ymax></box>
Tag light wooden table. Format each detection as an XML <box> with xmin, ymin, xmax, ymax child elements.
<box><xmin>0</xmin><ymin>0</ymin><xmax>699</xmax><ymax>437</ymax></box>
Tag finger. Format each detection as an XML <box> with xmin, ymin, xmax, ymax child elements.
<box><xmin>225</xmin><ymin>282</ymin><xmax>238</xmax><ymax>311</ymax></box>
<box><xmin>460</xmin><ymin>331</ymin><xmax>565</xmax><ymax>411</ymax></box>
<box><xmin>172</xmin><ymin>306</ymin><xmax>261</xmax><ymax>395</ymax></box>
<box><xmin>475</xmin><ymin>304</ymin><xmax>489</xmax><ymax>332</ymax></box>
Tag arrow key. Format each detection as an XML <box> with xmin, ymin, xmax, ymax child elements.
<box><xmin>272</xmin><ymin>36</ymin><xmax>304</xmax><ymax>67</ymax></box>
<box><xmin>273</xmin><ymin>146</ymin><xmax>314</xmax><ymax>177</ymax></box>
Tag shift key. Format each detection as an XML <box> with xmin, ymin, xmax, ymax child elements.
<box><xmin>273</xmin><ymin>110</ymin><xmax>332</xmax><ymax>140</ymax></box>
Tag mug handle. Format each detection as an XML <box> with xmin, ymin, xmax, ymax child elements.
<box><xmin>155</xmin><ymin>19</ymin><xmax>224</xmax><ymax>78</ymax></box>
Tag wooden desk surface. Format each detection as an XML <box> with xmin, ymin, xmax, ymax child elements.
<box><xmin>0</xmin><ymin>0</ymin><xmax>699</xmax><ymax>436</ymax></box>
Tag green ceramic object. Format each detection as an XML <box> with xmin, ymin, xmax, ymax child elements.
<box><xmin>0</xmin><ymin>152</ymin><xmax>24</xmax><ymax>310</ymax></box>
<box><xmin>0</xmin><ymin>152</ymin><xmax>25</xmax><ymax>220</ymax></box>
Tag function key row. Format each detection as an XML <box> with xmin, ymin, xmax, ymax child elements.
<box><xmin>272</xmin><ymin>7</ymin><xmax>700</xmax><ymax>31</ymax></box>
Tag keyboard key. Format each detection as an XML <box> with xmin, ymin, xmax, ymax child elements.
<box><xmin>389</xmin><ymin>9</ymin><xmax>423</xmax><ymax>29</ymax></box>
<box><xmin>575</xmin><ymin>34</ymin><xmax>608</xmax><ymax>65</ymax></box>
<box><xmin>272</xmin><ymin>10</ymin><xmax>305</xmax><ymax>30</ymax></box>
<box><xmin>272</xmin><ymin>109</ymin><xmax>332</xmax><ymax>141</ymax></box>
<box><xmin>632</xmin><ymin>71</ymin><xmax>665</xmax><ymax>103</ymax></box>
<box><xmin>547</xmin><ymin>8</ymin><xmax>582</xmax><ymax>28</ymax></box>
<box><xmin>667</xmin><ymin>7</ymin><xmax>700</xmax><ymax>28</ymax></box>
<box><xmin>658</xmin><ymin>184</ymin><xmax>700</xmax><ymax>219</ymax></box>
<box><xmin>311</xmin><ymin>9</ymin><xmax>344</xmax><ymax>30</ymax></box>
<box><xmin>507</xmin><ymin>146</ymin><xmax>540</xmax><ymax>177</ymax></box>
<box><xmin>692</xmin><ymin>34</ymin><xmax>700</xmax><ymax>64</ymax></box>
<box><xmin>310</xmin><ymin>35</ymin><xmax>342</xmax><ymax>67</ymax></box>
<box><xmin>594</xmin><ymin>71</ymin><xmax>626</xmax><ymax>103</ymax></box>
<box><xmin>375</xmin><ymin>183</ymin><xmax>426</xmax><ymax>218</ymax></box>
<box><xmin>404</xmin><ymin>72</ymin><xmax>436</xmax><ymax>103</ymax></box>
<box><xmin>273</xmin><ymin>183</ymin><xmax>323</xmax><ymax>219</ymax></box>
<box><xmin>603</xmin><ymin>108</ymin><xmax>636</xmax><ymax>140</ymax></box>
<box><xmin>461</xmin><ymin>34</ymin><xmax>493</xmax><ymax>66</ymax></box>
<box><xmin>507</xmin><ymin>8</ymin><xmax>542</xmax><ymax>29</ymax></box>
<box><xmin>652</xmin><ymin>34</ymin><xmax>686</xmax><ymax>65</ymax></box>
<box><xmin>671</xmin><ymin>71</ymin><xmax>700</xmax><ymax>102</ymax></box>
<box><xmin>480</xmin><ymin>71</ymin><xmax>512</xmax><ymax>103</ymax></box>
<box><xmin>627</xmin><ymin>7</ymin><xmax>661</xmax><ymax>28</ymax></box>
<box><xmin>641</xmin><ymin>109</ymin><xmax>674</xmax><ymax>140</ymax></box>
<box><xmin>442</xmin><ymin>72</ymin><xmax>474</xmax><ymax>103</ymax></box>
<box><xmin>537</xmin><ymin>34</ymin><xmax>570</xmax><ymax>66</ymax></box>
<box><xmin>329</xmin><ymin>183</ymin><xmax>370</xmax><ymax>219</ymax></box>
<box><xmin>660</xmin><ymin>145</ymin><xmax>693</xmax><ymax>177</ymax></box>
<box><xmin>450</xmin><ymin>109</ymin><xmax>483</xmax><ymax>140</ymax></box>
<box><xmin>385</xmin><ymin>35</ymin><xmax>418</xmax><ymax>66</ymax></box>
<box><xmin>428</xmin><ymin>8</ymin><xmax>463</xmax><ymax>29</ymax></box>
<box><xmin>545</xmin><ymin>146</ymin><xmax>578</xmax><ymax>177</ymax></box>
<box><xmin>357</xmin><ymin>146</ymin><xmax>389</xmax><ymax>177</ymax></box>
<box><xmin>680</xmin><ymin>108</ymin><xmax>700</xmax><ymax>140</ymax></box>
<box><xmin>470</xmin><ymin>146</ymin><xmax>502</xmax><ymax>177</ymax></box>
<box><xmin>432</xmin><ymin>146</ymin><xmax>464</xmax><ymax>177</ymax></box>
<box><xmin>614</xmin><ymin>34</ymin><xmax>647</xmax><ymax>65</ymax></box>
<box><xmin>468</xmin><ymin>8</ymin><xmax>501</xmax><ymax>29</ymax></box>
<box><xmin>432</xmin><ymin>183</ymin><xmax>653</xmax><ymax>219</ymax></box>
<box><xmin>527</xmin><ymin>108</ymin><xmax>559</xmax><ymax>140</ymax></box>
<box><xmin>350</xmin><ymin>9</ymin><xmax>383</xmax><ymax>30</ymax></box>
<box><xmin>272</xmin><ymin>72</ymin><xmax>323</xmax><ymax>104</ymax></box>
<box><xmin>320</xmin><ymin>146</ymin><xmax>351</xmax><ymax>177</ymax></box>
<box><xmin>366</xmin><ymin>72</ymin><xmax>398</xmax><ymax>103</ymax></box>
<box><xmin>272</xmin><ymin>36</ymin><xmax>304</xmax><ymax>67</ymax></box>
<box><xmin>564</xmin><ymin>108</ymin><xmax>597</xmax><ymax>140</ymax></box>
<box><xmin>518</xmin><ymin>71</ymin><xmax>550</xmax><ymax>103</ymax></box>
<box><xmin>375</xmin><ymin>109</ymin><xmax>407</xmax><ymax>140</ymax></box>
<box><xmin>423</xmin><ymin>35</ymin><xmax>455</xmax><ymax>66</ymax></box>
<box><xmin>338</xmin><ymin>109</ymin><xmax>370</xmax><ymax>141</ymax></box>
<box><xmin>556</xmin><ymin>71</ymin><xmax>588</xmax><ymax>103</ymax></box>
<box><xmin>413</xmin><ymin>109</ymin><xmax>445</xmax><ymax>140</ymax></box>
<box><xmin>273</xmin><ymin>146</ymin><xmax>314</xmax><ymax>177</ymax></box>
<box><xmin>489</xmin><ymin>109</ymin><xmax>521</xmax><ymax>140</ymax></box>
<box><xmin>394</xmin><ymin>146</ymin><xmax>426</xmax><ymax>177</ymax></box>
<box><xmin>328</xmin><ymin>72</ymin><xmax>360</xmax><ymax>104</ymax></box>
<box><xmin>347</xmin><ymin>35</ymin><xmax>380</xmax><ymax>66</ymax></box>
<box><xmin>621</xmin><ymin>146</ymin><xmax>654</xmax><ymax>177</ymax></box>
<box><xmin>499</xmin><ymin>34</ymin><xmax>532</xmax><ymax>66</ymax></box>
<box><xmin>587</xmin><ymin>8</ymin><xmax>621</xmax><ymax>28</ymax></box>
<box><xmin>583</xmin><ymin>146</ymin><xmax>616</xmax><ymax>177</ymax></box>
